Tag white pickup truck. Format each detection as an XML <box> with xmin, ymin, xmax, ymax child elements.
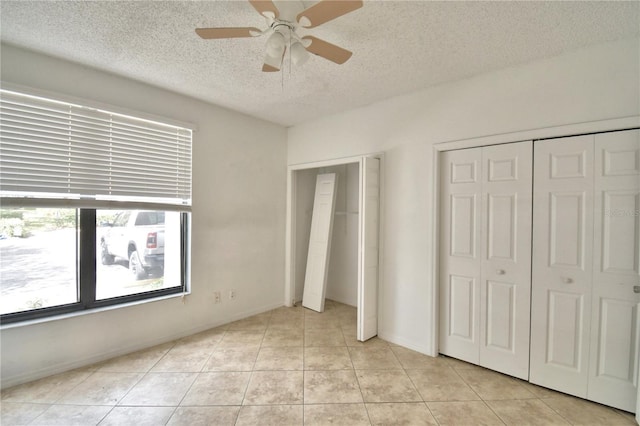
<box><xmin>100</xmin><ymin>210</ymin><xmax>165</xmax><ymax>280</ymax></box>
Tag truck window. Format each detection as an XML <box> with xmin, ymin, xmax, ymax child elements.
<box><xmin>134</xmin><ymin>211</ymin><xmax>164</xmax><ymax>226</ymax></box>
<box><xmin>113</xmin><ymin>211</ymin><xmax>131</xmax><ymax>227</ymax></box>
<box><xmin>135</xmin><ymin>212</ymin><xmax>151</xmax><ymax>226</ymax></box>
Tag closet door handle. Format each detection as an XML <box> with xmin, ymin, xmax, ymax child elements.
<box><xmin>562</xmin><ymin>277</ymin><xmax>573</xmax><ymax>284</ymax></box>
<box><xmin>634</xmin><ymin>285</ymin><xmax>640</xmax><ymax>294</ymax></box>
<box><xmin>496</xmin><ymin>269</ymin><xmax>506</xmax><ymax>275</ymax></box>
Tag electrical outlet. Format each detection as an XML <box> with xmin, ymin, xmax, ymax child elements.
<box><xmin>229</xmin><ymin>290</ymin><xmax>236</xmax><ymax>300</ymax></box>
<box><xmin>213</xmin><ymin>291</ymin><xmax>221</xmax><ymax>304</ymax></box>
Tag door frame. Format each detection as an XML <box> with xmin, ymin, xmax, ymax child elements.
<box><xmin>429</xmin><ymin>116</ymin><xmax>640</xmax><ymax>357</ymax></box>
<box><xmin>285</xmin><ymin>154</ymin><xmax>384</xmax><ymax>321</ymax></box>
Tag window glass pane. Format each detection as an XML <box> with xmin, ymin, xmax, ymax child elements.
<box><xmin>0</xmin><ymin>208</ymin><xmax>78</xmax><ymax>315</ymax></box>
<box><xmin>96</xmin><ymin>209</ymin><xmax>182</xmax><ymax>300</ymax></box>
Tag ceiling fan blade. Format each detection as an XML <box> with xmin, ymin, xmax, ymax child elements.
<box><xmin>297</xmin><ymin>0</ymin><xmax>363</xmax><ymax>28</ymax></box>
<box><xmin>302</xmin><ymin>36</ymin><xmax>352</xmax><ymax>64</ymax></box>
<box><xmin>249</xmin><ymin>0</ymin><xmax>279</xmax><ymax>18</ymax></box>
<box><xmin>262</xmin><ymin>51</ymin><xmax>284</xmax><ymax>72</ymax></box>
<box><xmin>196</xmin><ymin>27</ymin><xmax>261</xmax><ymax>39</ymax></box>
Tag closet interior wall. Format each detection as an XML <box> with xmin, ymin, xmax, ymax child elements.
<box><xmin>294</xmin><ymin>163</ymin><xmax>360</xmax><ymax>306</ymax></box>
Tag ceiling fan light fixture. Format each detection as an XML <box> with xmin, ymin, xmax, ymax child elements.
<box><xmin>266</xmin><ymin>31</ymin><xmax>285</xmax><ymax>57</ymax></box>
<box><xmin>290</xmin><ymin>41</ymin><xmax>309</xmax><ymax>66</ymax></box>
<box><xmin>298</xmin><ymin>16</ymin><xmax>312</xmax><ymax>28</ymax></box>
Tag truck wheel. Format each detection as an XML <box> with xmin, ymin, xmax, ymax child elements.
<box><xmin>129</xmin><ymin>251</ymin><xmax>147</xmax><ymax>280</ymax></box>
<box><xmin>101</xmin><ymin>241</ymin><xmax>115</xmax><ymax>265</ymax></box>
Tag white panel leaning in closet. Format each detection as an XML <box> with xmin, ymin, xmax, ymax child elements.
<box><xmin>439</xmin><ymin>141</ymin><xmax>532</xmax><ymax>380</ymax></box>
<box><xmin>530</xmin><ymin>129</ymin><xmax>640</xmax><ymax>412</ymax></box>
<box><xmin>302</xmin><ymin>173</ymin><xmax>338</xmax><ymax>313</ymax></box>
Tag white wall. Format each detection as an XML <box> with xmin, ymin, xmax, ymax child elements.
<box><xmin>0</xmin><ymin>44</ymin><xmax>288</xmax><ymax>388</ymax></box>
<box><xmin>287</xmin><ymin>38</ymin><xmax>640</xmax><ymax>354</ymax></box>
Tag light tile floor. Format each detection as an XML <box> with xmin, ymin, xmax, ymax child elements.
<box><xmin>1</xmin><ymin>300</ymin><xmax>636</xmax><ymax>425</ymax></box>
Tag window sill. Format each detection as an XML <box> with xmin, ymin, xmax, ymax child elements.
<box><xmin>0</xmin><ymin>290</ymin><xmax>191</xmax><ymax>330</ymax></box>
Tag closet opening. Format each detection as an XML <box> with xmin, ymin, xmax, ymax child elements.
<box><xmin>285</xmin><ymin>155</ymin><xmax>381</xmax><ymax>341</ymax></box>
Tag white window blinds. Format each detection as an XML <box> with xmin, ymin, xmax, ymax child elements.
<box><xmin>0</xmin><ymin>89</ymin><xmax>192</xmax><ymax>209</ymax></box>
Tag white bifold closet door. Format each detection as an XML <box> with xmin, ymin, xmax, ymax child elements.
<box><xmin>358</xmin><ymin>157</ymin><xmax>380</xmax><ymax>341</ymax></box>
<box><xmin>590</xmin><ymin>130</ymin><xmax>640</xmax><ymax>412</ymax></box>
<box><xmin>530</xmin><ymin>135</ymin><xmax>595</xmax><ymax>396</ymax></box>
<box><xmin>530</xmin><ymin>129</ymin><xmax>640</xmax><ymax>412</ymax></box>
<box><xmin>439</xmin><ymin>141</ymin><xmax>532</xmax><ymax>380</ymax></box>
<box><xmin>439</xmin><ymin>147</ymin><xmax>482</xmax><ymax>364</ymax></box>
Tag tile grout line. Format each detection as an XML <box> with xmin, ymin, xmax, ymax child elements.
<box><xmin>479</xmin><ymin>399</ymin><xmax>508</xmax><ymax>426</ymax></box>
<box><xmin>169</xmin><ymin>351</ymin><xmax>212</xmax><ymax>425</ymax></box>
<box><xmin>51</xmin><ymin>368</ymin><xmax>98</xmax><ymax>405</ymax></box>
<box><xmin>195</xmin><ymin>326</ymin><xmax>226</xmax><ymax>377</ymax></box>
<box><xmin>233</xmin><ymin>319</ymin><xmax>269</xmax><ymax>419</ymax></box>
<box><xmin>402</xmin><ymin>360</ymin><xmax>442</xmax><ymax>425</ymax></box>
<box><xmin>538</xmin><ymin>397</ymin><xmax>578</xmax><ymax>425</ymax></box>
<box><xmin>352</xmin><ymin>363</ymin><xmax>373</xmax><ymax>425</ymax></box>
<box><xmin>95</xmin><ymin>405</ymin><xmax>116</xmax><ymax>426</ymax></box>
<box><xmin>110</xmin><ymin>334</ymin><xmax>214</xmax><ymax>424</ymax></box>
<box><xmin>110</xmin><ymin>343</ymin><xmax>176</xmax><ymax>411</ymax></box>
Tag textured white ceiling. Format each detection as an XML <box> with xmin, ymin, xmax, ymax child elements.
<box><xmin>1</xmin><ymin>1</ymin><xmax>638</xmax><ymax>126</ymax></box>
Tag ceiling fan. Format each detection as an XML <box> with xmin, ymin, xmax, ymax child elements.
<box><xmin>195</xmin><ymin>0</ymin><xmax>363</xmax><ymax>72</ymax></box>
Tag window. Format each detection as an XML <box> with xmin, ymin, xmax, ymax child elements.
<box><xmin>0</xmin><ymin>208</ymin><xmax>78</xmax><ymax>315</ymax></box>
<box><xmin>0</xmin><ymin>89</ymin><xmax>192</xmax><ymax>323</ymax></box>
<box><xmin>96</xmin><ymin>209</ymin><xmax>182</xmax><ymax>300</ymax></box>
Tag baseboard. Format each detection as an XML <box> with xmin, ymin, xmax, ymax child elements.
<box><xmin>224</xmin><ymin>300</ymin><xmax>285</xmax><ymax>323</ymax></box>
<box><xmin>1</xmin><ymin>300</ymin><xmax>284</xmax><ymax>389</ymax></box>
<box><xmin>378</xmin><ymin>330</ymin><xmax>434</xmax><ymax>356</ymax></box>
<box><xmin>324</xmin><ymin>291</ymin><xmax>357</xmax><ymax>308</ymax></box>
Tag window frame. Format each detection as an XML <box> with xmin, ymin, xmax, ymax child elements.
<box><xmin>0</xmin><ymin>208</ymin><xmax>189</xmax><ymax>324</ymax></box>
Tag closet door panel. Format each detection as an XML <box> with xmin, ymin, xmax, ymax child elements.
<box><xmin>549</xmin><ymin>192</ymin><xmax>586</xmax><ymax>268</ymax></box>
<box><xmin>358</xmin><ymin>157</ymin><xmax>380</xmax><ymax>341</ymax></box>
<box><xmin>587</xmin><ymin>129</ymin><xmax>640</xmax><ymax>412</ymax></box>
<box><xmin>546</xmin><ymin>290</ymin><xmax>584</xmax><ymax>369</ymax></box>
<box><xmin>439</xmin><ymin>148</ymin><xmax>482</xmax><ymax>363</ymax></box>
<box><xmin>485</xmin><ymin>280</ymin><xmax>516</xmax><ymax>350</ymax></box>
<box><xmin>487</xmin><ymin>194</ymin><xmax>516</xmax><ymax>261</ymax></box>
<box><xmin>449</xmin><ymin>274</ymin><xmax>476</xmax><ymax>340</ymax></box>
<box><xmin>451</xmin><ymin>194</ymin><xmax>478</xmax><ymax>257</ymax></box>
<box><xmin>479</xmin><ymin>141</ymin><xmax>532</xmax><ymax>380</ymax></box>
<box><xmin>530</xmin><ymin>135</ymin><xmax>594</xmax><ymax>397</ymax></box>
<box><xmin>601</xmin><ymin>191</ymin><xmax>639</xmax><ymax>273</ymax></box>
